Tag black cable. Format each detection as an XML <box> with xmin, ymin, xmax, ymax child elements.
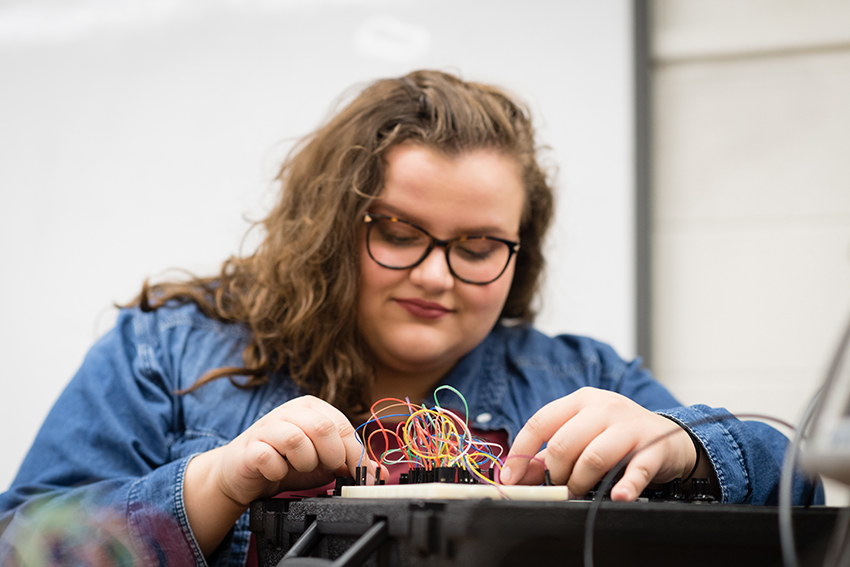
<box><xmin>783</xmin><ymin>313</ymin><xmax>850</xmax><ymax>567</ymax></box>
<box><xmin>659</xmin><ymin>414</ymin><xmax>701</xmax><ymax>482</ymax></box>
<box><xmin>582</xmin><ymin>412</ymin><xmax>798</xmax><ymax>567</ymax></box>
<box><xmin>681</xmin><ymin>432</ymin><xmax>700</xmax><ymax>483</ymax></box>
<box><xmin>779</xmin><ymin>387</ymin><xmax>823</xmax><ymax>567</ymax></box>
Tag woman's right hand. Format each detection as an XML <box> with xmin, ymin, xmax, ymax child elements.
<box><xmin>183</xmin><ymin>395</ymin><xmax>379</xmax><ymax>556</ymax></box>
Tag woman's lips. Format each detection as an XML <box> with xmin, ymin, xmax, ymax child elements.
<box><xmin>394</xmin><ymin>298</ymin><xmax>452</xmax><ymax>320</ymax></box>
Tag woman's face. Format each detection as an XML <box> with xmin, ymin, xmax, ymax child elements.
<box><xmin>357</xmin><ymin>143</ymin><xmax>525</xmax><ymax>383</ymax></box>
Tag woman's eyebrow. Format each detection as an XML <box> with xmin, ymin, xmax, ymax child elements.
<box><xmin>369</xmin><ymin>203</ymin><xmax>410</xmax><ymax>220</ymax></box>
<box><xmin>371</xmin><ymin>204</ymin><xmax>515</xmax><ymax>238</ymax></box>
<box><xmin>369</xmin><ymin>203</ymin><xmax>422</xmax><ymax>223</ymax></box>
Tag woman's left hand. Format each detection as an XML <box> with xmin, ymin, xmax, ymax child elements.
<box><xmin>500</xmin><ymin>387</ymin><xmax>698</xmax><ymax>501</ymax></box>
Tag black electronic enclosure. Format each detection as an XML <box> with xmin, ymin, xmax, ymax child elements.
<box><xmin>250</xmin><ymin>497</ymin><xmax>839</xmax><ymax>567</ymax></box>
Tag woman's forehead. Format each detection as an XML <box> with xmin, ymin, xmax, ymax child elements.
<box><xmin>374</xmin><ymin>144</ymin><xmax>524</xmax><ymax>237</ymax></box>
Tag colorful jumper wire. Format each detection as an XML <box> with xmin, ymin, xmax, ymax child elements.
<box><xmin>355</xmin><ymin>385</ymin><xmax>506</xmax><ymax>485</ymax></box>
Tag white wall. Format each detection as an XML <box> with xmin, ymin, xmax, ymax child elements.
<box><xmin>650</xmin><ymin>0</ymin><xmax>850</xmax><ymax>503</ymax></box>
<box><xmin>0</xmin><ymin>1</ymin><xmax>637</xmax><ymax>491</ymax></box>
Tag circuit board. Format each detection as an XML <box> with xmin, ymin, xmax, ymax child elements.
<box><xmin>340</xmin><ymin>482</ymin><xmax>570</xmax><ymax>500</ymax></box>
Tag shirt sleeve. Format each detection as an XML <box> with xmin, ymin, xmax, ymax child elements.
<box><xmin>584</xmin><ymin>337</ymin><xmax>823</xmax><ymax>505</ymax></box>
<box><xmin>0</xmin><ymin>308</ymin><xmax>218</xmax><ymax>567</ymax></box>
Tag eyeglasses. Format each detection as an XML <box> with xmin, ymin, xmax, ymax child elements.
<box><xmin>363</xmin><ymin>213</ymin><xmax>520</xmax><ymax>285</ymax></box>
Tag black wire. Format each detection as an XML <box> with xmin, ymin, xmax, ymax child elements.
<box><xmin>779</xmin><ymin>387</ymin><xmax>823</xmax><ymax>567</ymax></box>
<box><xmin>583</xmin><ymin>308</ymin><xmax>850</xmax><ymax>567</ymax></box>
<box><xmin>783</xmin><ymin>314</ymin><xmax>850</xmax><ymax>567</ymax></box>
<box><xmin>582</xmin><ymin>412</ymin><xmax>798</xmax><ymax>567</ymax></box>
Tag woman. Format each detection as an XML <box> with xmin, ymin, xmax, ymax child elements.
<box><xmin>0</xmin><ymin>70</ymin><xmax>820</xmax><ymax>566</ymax></box>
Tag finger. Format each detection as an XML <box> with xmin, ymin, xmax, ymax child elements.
<box><xmin>246</xmin><ymin>439</ymin><xmax>290</xmax><ymax>482</ymax></box>
<box><xmin>294</xmin><ymin>396</ymin><xmax>380</xmax><ymax>480</ymax></box>
<box><xmin>258</xmin><ymin>419</ymin><xmax>320</xmax><ymax>473</ymax></box>
<box><xmin>539</xmin><ymin>412</ymin><xmax>611</xmax><ymax>485</ymax></box>
<box><xmin>506</xmin><ymin>449</ymin><xmax>547</xmax><ymax>485</ymax></box>
<box><xmin>283</xmin><ymin>407</ymin><xmax>348</xmax><ymax>472</ymax></box>
<box><xmin>567</xmin><ymin>426</ymin><xmax>641</xmax><ymax>497</ymax></box>
<box><xmin>336</xmin><ymin>416</ymin><xmax>376</xmax><ymax>479</ymax></box>
<box><xmin>503</xmin><ymin>396</ymin><xmax>584</xmax><ymax>484</ymax></box>
<box><xmin>610</xmin><ymin>445</ymin><xmax>666</xmax><ymax>502</ymax></box>
<box><xmin>610</xmin><ymin>421</ymin><xmax>692</xmax><ymax>501</ymax></box>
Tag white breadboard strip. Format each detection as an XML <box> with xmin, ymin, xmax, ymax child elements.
<box><xmin>341</xmin><ymin>483</ymin><xmax>571</xmax><ymax>501</ymax></box>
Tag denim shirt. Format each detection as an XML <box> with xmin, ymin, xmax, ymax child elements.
<box><xmin>0</xmin><ymin>302</ymin><xmax>822</xmax><ymax>566</ymax></box>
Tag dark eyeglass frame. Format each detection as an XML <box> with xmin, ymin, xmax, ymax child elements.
<box><xmin>363</xmin><ymin>213</ymin><xmax>520</xmax><ymax>285</ymax></box>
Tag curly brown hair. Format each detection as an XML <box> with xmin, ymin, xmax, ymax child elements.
<box><xmin>134</xmin><ymin>70</ymin><xmax>555</xmax><ymax>415</ymax></box>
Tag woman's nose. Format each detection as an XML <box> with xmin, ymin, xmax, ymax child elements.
<box><xmin>409</xmin><ymin>246</ymin><xmax>455</xmax><ymax>292</ymax></box>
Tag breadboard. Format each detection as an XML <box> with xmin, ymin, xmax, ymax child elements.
<box><xmin>341</xmin><ymin>482</ymin><xmax>571</xmax><ymax>501</ymax></box>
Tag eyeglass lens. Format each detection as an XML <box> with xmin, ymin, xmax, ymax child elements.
<box><xmin>367</xmin><ymin>217</ymin><xmax>512</xmax><ymax>284</ymax></box>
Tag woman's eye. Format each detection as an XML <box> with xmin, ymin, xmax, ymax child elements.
<box><xmin>453</xmin><ymin>241</ymin><xmax>497</xmax><ymax>261</ymax></box>
<box><xmin>386</xmin><ymin>234</ymin><xmax>416</xmax><ymax>245</ymax></box>
<box><xmin>377</xmin><ymin>223</ymin><xmax>423</xmax><ymax>246</ymax></box>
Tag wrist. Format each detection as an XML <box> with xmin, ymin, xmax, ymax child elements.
<box><xmin>184</xmin><ymin>449</ymin><xmax>249</xmax><ymax>557</ymax></box>
<box><xmin>657</xmin><ymin>413</ymin><xmax>700</xmax><ymax>481</ymax></box>
<box><xmin>679</xmin><ymin>428</ymin><xmax>701</xmax><ymax>482</ymax></box>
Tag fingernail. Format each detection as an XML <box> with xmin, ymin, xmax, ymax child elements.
<box><xmin>611</xmin><ymin>486</ymin><xmax>633</xmax><ymax>502</ymax></box>
<box><xmin>500</xmin><ymin>466</ymin><xmax>512</xmax><ymax>483</ymax></box>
